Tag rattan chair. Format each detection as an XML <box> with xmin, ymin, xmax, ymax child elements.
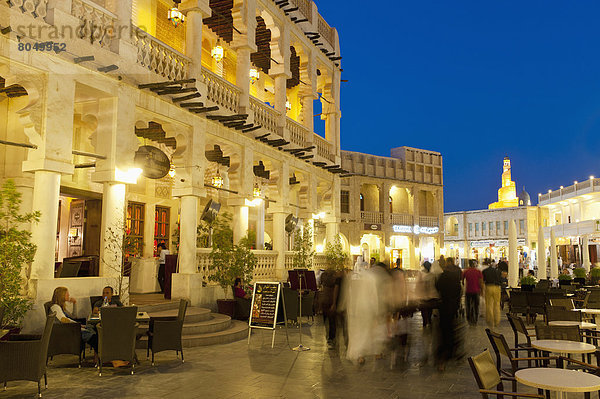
<box><xmin>0</xmin><ymin>313</ymin><xmax>55</xmax><ymax>397</ymax></box>
<box><xmin>509</xmin><ymin>291</ymin><xmax>529</xmax><ymax>317</ymax></box>
<box><xmin>468</xmin><ymin>349</ymin><xmax>544</xmax><ymax>399</ymax></box>
<box><xmin>147</xmin><ymin>299</ymin><xmax>188</xmax><ymax>365</ymax></box>
<box><xmin>43</xmin><ymin>301</ymin><xmax>84</xmax><ymax>367</ymax></box>
<box><xmin>506</xmin><ymin>314</ymin><xmax>536</xmax><ymax>362</ymax></box>
<box><xmin>549</xmin><ymin>298</ymin><xmax>574</xmax><ymax>310</ymax></box>
<box><xmin>546</xmin><ymin>306</ymin><xmax>581</xmax><ymax>323</ymax></box>
<box><xmin>535</xmin><ymin>323</ymin><xmax>581</xmax><ymax>341</ymax></box>
<box><xmin>526</xmin><ymin>292</ymin><xmax>546</xmax><ymax>322</ymax></box>
<box><xmin>97</xmin><ymin>306</ymin><xmax>138</xmax><ymax>376</ymax></box>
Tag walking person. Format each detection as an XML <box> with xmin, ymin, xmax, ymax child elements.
<box><xmin>462</xmin><ymin>259</ymin><xmax>483</xmax><ymax>325</ymax></box>
<box><xmin>482</xmin><ymin>258</ymin><xmax>502</xmax><ymax>328</ymax></box>
<box><xmin>319</xmin><ymin>267</ymin><xmax>341</xmax><ymax>349</ymax></box>
<box><xmin>417</xmin><ymin>261</ymin><xmax>438</xmax><ymax>328</ymax></box>
<box><xmin>157</xmin><ymin>242</ymin><xmax>169</xmax><ymax>293</ymax></box>
<box><xmin>435</xmin><ymin>257</ymin><xmax>462</xmax><ymax>371</ymax></box>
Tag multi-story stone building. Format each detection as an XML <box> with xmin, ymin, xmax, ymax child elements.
<box><xmin>1</xmin><ymin>0</ymin><xmax>343</xmax><ymax>307</ymax></box>
<box><xmin>338</xmin><ymin>147</ymin><xmax>444</xmax><ymax>269</ymax></box>
<box><xmin>444</xmin><ymin>157</ymin><xmax>548</xmax><ymax>268</ymax></box>
<box><xmin>538</xmin><ymin>176</ymin><xmax>600</xmax><ymax>267</ymax></box>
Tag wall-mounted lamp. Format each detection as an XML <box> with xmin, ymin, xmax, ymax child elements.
<box><xmin>168</xmin><ymin>163</ymin><xmax>176</xmax><ymax>178</ymax></box>
<box><xmin>249</xmin><ymin>68</ymin><xmax>259</xmax><ymax>84</ymax></box>
<box><xmin>211</xmin><ymin>42</ymin><xmax>224</xmax><ymax>62</ymax></box>
<box><xmin>212</xmin><ymin>171</ymin><xmax>224</xmax><ymax>188</ymax></box>
<box><xmin>253</xmin><ymin>183</ymin><xmax>261</xmax><ymax>198</ymax></box>
<box><xmin>285</xmin><ymin>99</ymin><xmax>292</xmax><ymax>111</ymax></box>
<box><xmin>168</xmin><ymin>0</ymin><xmax>185</xmax><ymax>27</ymax></box>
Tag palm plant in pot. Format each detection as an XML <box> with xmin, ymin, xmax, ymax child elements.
<box><xmin>519</xmin><ymin>275</ymin><xmax>536</xmax><ymax>291</ymax></box>
<box><xmin>208</xmin><ymin>212</ymin><xmax>256</xmax><ymax>317</ymax></box>
<box><xmin>573</xmin><ymin>267</ymin><xmax>587</xmax><ymax>285</ymax></box>
<box><xmin>0</xmin><ymin>180</ymin><xmax>40</xmax><ymax>336</ymax></box>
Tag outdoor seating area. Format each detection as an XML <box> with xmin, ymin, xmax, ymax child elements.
<box><xmin>0</xmin><ymin>299</ymin><xmax>188</xmax><ymax>397</ymax></box>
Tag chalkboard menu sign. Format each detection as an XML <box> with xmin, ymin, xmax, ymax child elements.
<box><xmin>249</xmin><ymin>282</ymin><xmax>281</xmax><ymax>329</ymax></box>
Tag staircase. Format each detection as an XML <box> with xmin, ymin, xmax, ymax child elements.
<box><xmin>135</xmin><ymin>300</ymin><xmax>248</xmax><ymax>348</ymax></box>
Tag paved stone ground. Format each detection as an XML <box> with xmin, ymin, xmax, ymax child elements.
<box><xmin>3</xmin><ymin>313</ymin><xmax>589</xmax><ymax>399</ymax></box>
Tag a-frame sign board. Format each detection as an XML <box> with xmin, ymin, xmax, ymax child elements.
<box><xmin>248</xmin><ymin>282</ymin><xmax>288</xmax><ymax>348</ymax></box>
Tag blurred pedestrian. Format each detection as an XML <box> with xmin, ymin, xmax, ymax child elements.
<box><xmin>417</xmin><ymin>261</ymin><xmax>438</xmax><ymax>328</ymax></box>
<box><xmin>482</xmin><ymin>259</ymin><xmax>502</xmax><ymax>327</ymax></box>
<box><xmin>319</xmin><ymin>267</ymin><xmax>341</xmax><ymax>349</ymax></box>
<box><xmin>434</xmin><ymin>257</ymin><xmax>462</xmax><ymax>371</ymax></box>
<box><xmin>463</xmin><ymin>259</ymin><xmax>483</xmax><ymax>325</ymax></box>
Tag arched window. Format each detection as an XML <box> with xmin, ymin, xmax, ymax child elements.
<box><xmin>360</xmin><ymin>193</ymin><xmax>364</xmax><ymax>212</ymax></box>
<box><xmin>389</xmin><ymin>196</ymin><xmax>393</xmax><ymax>213</ymax></box>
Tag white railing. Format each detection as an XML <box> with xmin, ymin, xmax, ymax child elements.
<box><xmin>71</xmin><ymin>0</ymin><xmax>116</xmax><ymax>48</ymax></box>
<box><xmin>390</xmin><ymin>213</ymin><xmax>413</xmax><ymax>225</ymax></box>
<box><xmin>133</xmin><ymin>27</ymin><xmax>190</xmax><ymax>81</ymax></box>
<box><xmin>196</xmin><ymin>248</ymin><xmax>212</xmax><ymax>283</ymax></box>
<box><xmin>361</xmin><ymin>211</ymin><xmax>384</xmax><ymax>224</ymax></box>
<box><xmin>318</xmin><ymin>14</ymin><xmax>335</xmax><ymax>47</ymax></box>
<box><xmin>419</xmin><ymin>216</ymin><xmax>439</xmax><ymax>227</ymax></box>
<box><xmin>7</xmin><ymin>0</ymin><xmax>47</xmax><ymax>19</ymax></box>
<box><xmin>284</xmin><ymin>251</ymin><xmax>295</xmax><ymax>269</ymax></box>
<box><xmin>252</xmin><ymin>250</ymin><xmax>278</xmax><ymax>280</ymax></box>
<box><xmin>250</xmin><ymin>97</ymin><xmax>280</xmax><ymax>135</ymax></box>
<box><xmin>201</xmin><ymin>67</ymin><xmax>241</xmax><ymax>114</ymax></box>
<box><xmin>314</xmin><ymin>134</ymin><xmax>335</xmax><ymax>162</ymax></box>
<box><xmin>286</xmin><ymin>118</ymin><xmax>309</xmax><ymax>147</ymax></box>
<box><xmin>313</xmin><ymin>254</ymin><xmax>328</xmax><ymax>270</ymax></box>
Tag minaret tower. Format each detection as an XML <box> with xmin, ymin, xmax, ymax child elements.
<box><xmin>489</xmin><ymin>156</ymin><xmax>519</xmax><ymax>209</ymax></box>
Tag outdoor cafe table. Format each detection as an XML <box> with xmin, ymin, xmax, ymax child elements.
<box><xmin>88</xmin><ymin>311</ymin><xmax>150</xmax><ymax>325</ymax></box>
<box><xmin>573</xmin><ymin>308</ymin><xmax>600</xmax><ymax>325</ymax></box>
<box><xmin>548</xmin><ymin>320</ymin><xmax>597</xmax><ymax>329</ymax></box>
<box><xmin>530</xmin><ymin>339</ymin><xmax>596</xmax><ymax>357</ymax></box>
<box><xmin>515</xmin><ymin>368</ymin><xmax>600</xmax><ymax>399</ymax></box>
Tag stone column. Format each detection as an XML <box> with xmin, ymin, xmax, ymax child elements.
<box><xmin>256</xmin><ymin>200</ymin><xmax>265</xmax><ymax>250</ymax></box>
<box><xmin>143</xmin><ymin>203</ymin><xmax>155</xmax><ymax>258</ymax></box>
<box><xmin>181</xmin><ymin>1</ymin><xmax>211</xmax><ymax>82</ymax></box>
<box><xmin>272</xmin><ymin>211</ymin><xmax>287</xmax><ymax>279</ymax></box>
<box><xmin>236</xmin><ymin>48</ymin><xmax>252</xmax><ymax>113</ymax></box>
<box><xmin>274</xmin><ymin>74</ymin><xmax>288</xmax><ymax>139</ymax></box>
<box><xmin>326</xmin><ymin>221</ymin><xmax>339</xmax><ymax>245</ymax></box>
<box><xmin>409</xmin><ymin>235</ymin><xmax>419</xmax><ymax>270</ymax></box>
<box><xmin>29</xmin><ymin>171</ymin><xmax>61</xmax><ymax>280</ymax></box>
<box><xmin>233</xmin><ymin>205</ymin><xmax>249</xmax><ymax>244</ymax></box>
<box><xmin>179</xmin><ymin>195</ymin><xmax>199</xmax><ymax>274</ymax></box>
<box><xmin>99</xmin><ymin>182</ymin><xmax>126</xmax><ymax>278</ymax></box>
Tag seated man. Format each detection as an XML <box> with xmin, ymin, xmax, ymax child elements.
<box><xmin>92</xmin><ymin>286</ymin><xmax>123</xmax><ymax>315</ymax></box>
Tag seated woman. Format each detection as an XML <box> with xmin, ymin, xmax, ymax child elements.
<box><xmin>234</xmin><ymin>278</ymin><xmax>251</xmax><ymax>299</ymax></box>
<box><xmin>50</xmin><ymin>286</ymin><xmax>98</xmax><ymax>358</ymax></box>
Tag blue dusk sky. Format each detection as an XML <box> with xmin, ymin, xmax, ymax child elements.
<box><xmin>316</xmin><ymin>1</ymin><xmax>600</xmax><ymax>212</ymax></box>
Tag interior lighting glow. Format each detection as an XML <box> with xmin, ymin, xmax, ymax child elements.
<box><xmin>212</xmin><ymin>172</ymin><xmax>224</xmax><ymax>188</ymax></box>
<box><xmin>211</xmin><ymin>44</ymin><xmax>224</xmax><ymax>62</ymax></box>
<box><xmin>249</xmin><ymin>68</ymin><xmax>259</xmax><ymax>84</ymax></box>
<box><xmin>168</xmin><ymin>163</ymin><xmax>176</xmax><ymax>178</ymax></box>
<box><xmin>285</xmin><ymin>99</ymin><xmax>292</xmax><ymax>111</ymax></box>
<box><xmin>253</xmin><ymin>183</ymin><xmax>261</xmax><ymax>198</ymax></box>
<box><xmin>168</xmin><ymin>1</ymin><xmax>185</xmax><ymax>27</ymax></box>
<box><xmin>115</xmin><ymin>167</ymin><xmax>143</xmax><ymax>184</ymax></box>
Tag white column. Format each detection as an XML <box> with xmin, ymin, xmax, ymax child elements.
<box><xmin>410</xmin><ymin>236</ymin><xmax>419</xmax><ymax>270</ymax></box>
<box><xmin>185</xmin><ymin>8</ymin><xmax>204</xmax><ymax>81</ymax></box>
<box><xmin>143</xmin><ymin>203</ymin><xmax>155</xmax><ymax>258</ymax></box>
<box><xmin>99</xmin><ymin>182</ymin><xmax>126</xmax><ymax>278</ymax></box>
<box><xmin>508</xmin><ymin>219</ymin><xmax>518</xmax><ymax>288</ymax></box>
<box><xmin>273</xmin><ymin>211</ymin><xmax>287</xmax><ymax>279</ymax></box>
<box><xmin>537</xmin><ymin>226</ymin><xmax>547</xmax><ymax>279</ymax></box>
<box><xmin>326</xmin><ymin>221</ymin><xmax>338</xmax><ymax>245</ymax></box>
<box><xmin>29</xmin><ymin>171</ymin><xmax>61</xmax><ymax>280</ymax></box>
<box><xmin>233</xmin><ymin>205</ymin><xmax>249</xmax><ymax>244</ymax></box>
<box><xmin>274</xmin><ymin>75</ymin><xmax>287</xmax><ymax>138</ymax></box>
<box><xmin>256</xmin><ymin>200</ymin><xmax>265</xmax><ymax>250</ymax></box>
<box><xmin>583</xmin><ymin>235</ymin><xmax>591</xmax><ymax>272</ymax></box>
<box><xmin>236</xmin><ymin>48</ymin><xmax>252</xmax><ymax>113</ymax></box>
<box><xmin>179</xmin><ymin>196</ymin><xmax>198</xmax><ymax>274</ymax></box>
<box><xmin>550</xmin><ymin>229</ymin><xmax>558</xmax><ymax>279</ymax></box>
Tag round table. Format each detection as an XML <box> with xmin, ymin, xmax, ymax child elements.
<box><xmin>530</xmin><ymin>339</ymin><xmax>596</xmax><ymax>356</ymax></box>
<box><xmin>515</xmin><ymin>368</ymin><xmax>600</xmax><ymax>399</ymax></box>
<box><xmin>548</xmin><ymin>320</ymin><xmax>597</xmax><ymax>329</ymax></box>
<box><xmin>573</xmin><ymin>308</ymin><xmax>600</xmax><ymax>325</ymax></box>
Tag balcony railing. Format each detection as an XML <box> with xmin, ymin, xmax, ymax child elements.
<box><xmin>71</xmin><ymin>0</ymin><xmax>116</xmax><ymax>48</ymax></box>
<box><xmin>361</xmin><ymin>211</ymin><xmax>384</xmax><ymax>224</ymax></box>
<box><xmin>390</xmin><ymin>213</ymin><xmax>413</xmax><ymax>225</ymax></box>
<box><xmin>250</xmin><ymin>97</ymin><xmax>280</xmax><ymax>135</ymax></box>
<box><xmin>286</xmin><ymin>118</ymin><xmax>310</xmax><ymax>147</ymax></box>
<box><xmin>295</xmin><ymin>0</ymin><xmax>313</xmax><ymax>22</ymax></box>
<box><xmin>314</xmin><ymin>134</ymin><xmax>335</xmax><ymax>162</ymax></box>
<box><xmin>8</xmin><ymin>0</ymin><xmax>48</xmax><ymax>19</ymax></box>
<box><xmin>197</xmin><ymin>248</ymin><xmax>278</xmax><ymax>282</ymax></box>
<box><xmin>318</xmin><ymin>14</ymin><xmax>335</xmax><ymax>47</ymax></box>
<box><xmin>133</xmin><ymin>27</ymin><xmax>190</xmax><ymax>81</ymax></box>
<box><xmin>419</xmin><ymin>216</ymin><xmax>439</xmax><ymax>228</ymax></box>
<box><xmin>201</xmin><ymin>67</ymin><xmax>241</xmax><ymax>114</ymax></box>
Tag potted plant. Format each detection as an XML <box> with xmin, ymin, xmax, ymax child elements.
<box><xmin>324</xmin><ymin>234</ymin><xmax>349</xmax><ymax>271</ymax></box>
<box><xmin>520</xmin><ymin>275</ymin><xmax>536</xmax><ymax>291</ymax></box>
<box><xmin>573</xmin><ymin>267</ymin><xmax>587</xmax><ymax>285</ymax></box>
<box><xmin>292</xmin><ymin>223</ymin><xmax>314</xmax><ymax>269</ymax></box>
<box><xmin>591</xmin><ymin>268</ymin><xmax>600</xmax><ymax>285</ymax></box>
<box><xmin>208</xmin><ymin>213</ymin><xmax>256</xmax><ymax>317</ymax></box>
<box><xmin>0</xmin><ymin>180</ymin><xmax>40</xmax><ymax>337</ymax></box>
<box><xmin>558</xmin><ymin>273</ymin><xmax>573</xmax><ymax>287</ymax></box>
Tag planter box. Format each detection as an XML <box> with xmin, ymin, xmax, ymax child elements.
<box><xmin>521</xmin><ymin>284</ymin><xmax>534</xmax><ymax>292</ymax></box>
<box><xmin>216</xmin><ymin>299</ymin><xmax>236</xmax><ymax>318</ymax></box>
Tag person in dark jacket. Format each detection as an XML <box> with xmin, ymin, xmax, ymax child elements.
<box><xmin>435</xmin><ymin>257</ymin><xmax>462</xmax><ymax>371</ymax></box>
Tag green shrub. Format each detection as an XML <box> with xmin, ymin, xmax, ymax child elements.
<box><xmin>520</xmin><ymin>275</ymin><xmax>536</xmax><ymax>286</ymax></box>
<box><xmin>591</xmin><ymin>268</ymin><xmax>600</xmax><ymax>278</ymax></box>
<box><xmin>558</xmin><ymin>274</ymin><xmax>572</xmax><ymax>281</ymax></box>
<box><xmin>573</xmin><ymin>268</ymin><xmax>587</xmax><ymax>278</ymax></box>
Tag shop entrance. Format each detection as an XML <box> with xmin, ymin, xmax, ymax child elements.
<box><xmin>56</xmin><ymin>188</ymin><xmax>102</xmax><ymax>277</ymax></box>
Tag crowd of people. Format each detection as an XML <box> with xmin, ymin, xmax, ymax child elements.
<box><xmin>318</xmin><ymin>256</ymin><xmax>510</xmax><ymax>371</ymax></box>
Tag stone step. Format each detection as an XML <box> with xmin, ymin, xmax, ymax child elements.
<box><xmin>146</xmin><ymin>307</ymin><xmax>212</xmax><ymax>323</ymax></box>
<box><xmin>182</xmin><ymin>313</ymin><xmax>231</xmax><ymax>335</ymax></box>
<box><xmin>136</xmin><ymin>300</ymin><xmax>181</xmax><ymax>313</ymax></box>
<box><xmin>136</xmin><ymin>320</ymin><xmax>248</xmax><ymax>348</ymax></box>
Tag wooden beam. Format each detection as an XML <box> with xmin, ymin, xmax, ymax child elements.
<box><xmin>172</xmin><ymin>92</ymin><xmax>202</xmax><ymax>103</ymax></box>
<box><xmin>138</xmin><ymin>79</ymin><xmax>196</xmax><ymax>89</ymax></box>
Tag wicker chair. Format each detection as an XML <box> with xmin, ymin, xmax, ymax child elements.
<box><xmin>509</xmin><ymin>291</ymin><xmax>529</xmax><ymax>317</ymax></box>
<box><xmin>545</xmin><ymin>306</ymin><xmax>581</xmax><ymax>323</ymax></box>
<box><xmin>526</xmin><ymin>292</ymin><xmax>546</xmax><ymax>322</ymax></box>
<box><xmin>535</xmin><ymin>323</ymin><xmax>581</xmax><ymax>341</ymax></box>
<box><xmin>0</xmin><ymin>313</ymin><xmax>55</xmax><ymax>397</ymax></box>
<box><xmin>147</xmin><ymin>299</ymin><xmax>188</xmax><ymax>365</ymax></box>
<box><xmin>468</xmin><ymin>349</ymin><xmax>544</xmax><ymax>399</ymax></box>
<box><xmin>97</xmin><ymin>306</ymin><xmax>138</xmax><ymax>376</ymax></box>
<box><xmin>43</xmin><ymin>302</ymin><xmax>84</xmax><ymax>367</ymax></box>
<box><xmin>506</xmin><ymin>314</ymin><xmax>536</xmax><ymax>361</ymax></box>
<box><xmin>548</xmin><ymin>298</ymin><xmax>574</xmax><ymax>310</ymax></box>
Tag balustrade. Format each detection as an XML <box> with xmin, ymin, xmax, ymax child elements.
<box><xmin>419</xmin><ymin>216</ymin><xmax>439</xmax><ymax>228</ymax></box>
<box><xmin>318</xmin><ymin>14</ymin><xmax>335</xmax><ymax>46</ymax></box>
<box><xmin>7</xmin><ymin>0</ymin><xmax>47</xmax><ymax>19</ymax></box>
<box><xmin>361</xmin><ymin>211</ymin><xmax>384</xmax><ymax>224</ymax></box>
<box><xmin>250</xmin><ymin>97</ymin><xmax>280</xmax><ymax>135</ymax></box>
<box><xmin>252</xmin><ymin>250</ymin><xmax>278</xmax><ymax>280</ymax></box>
<box><xmin>71</xmin><ymin>0</ymin><xmax>116</xmax><ymax>48</ymax></box>
<box><xmin>295</xmin><ymin>0</ymin><xmax>313</xmax><ymax>22</ymax></box>
<box><xmin>390</xmin><ymin>213</ymin><xmax>413</xmax><ymax>225</ymax></box>
<box><xmin>133</xmin><ymin>27</ymin><xmax>190</xmax><ymax>81</ymax></box>
<box><xmin>286</xmin><ymin>118</ymin><xmax>310</xmax><ymax>147</ymax></box>
<box><xmin>314</xmin><ymin>134</ymin><xmax>335</xmax><ymax>162</ymax></box>
<box><xmin>201</xmin><ymin>67</ymin><xmax>241</xmax><ymax>114</ymax></box>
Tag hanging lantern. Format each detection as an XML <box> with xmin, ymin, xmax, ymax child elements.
<box><xmin>249</xmin><ymin>68</ymin><xmax>259</xmax><ymax>84</ymax></box>
<box><xmin>253</xmin><ymin>183</ymin><xmax>261</xmax><ymax>198</ymax></box>
<box><xmin>168</xmin><ymin>0</ymin><xmax>185</xmax><ymax>27</ymax></box>
<box><xmin>285</xmin><ymin>99</ymin><xmax>292</xmax><ymax>111</ymax></box>
<box><xmin>168</xmin><ymin>163</ymin><xmax>176</xmax><ymax>178</ymax></box>
<box><xmin>212</xmin><ymin>171</ymin><xmax>224</xmax><ymax>188</ymax></box>
<box><xmin>211</xmin><ymin>43</ymin><xmax>224</xmax><ymax>62</ymax></box>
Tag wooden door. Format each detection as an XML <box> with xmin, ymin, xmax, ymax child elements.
<box><xmin>84</xmin><ymin>199</ymin><xmax>102</xmax><ymax>256</ymax></box>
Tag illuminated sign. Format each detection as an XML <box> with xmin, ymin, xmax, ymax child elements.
<box><xmin>392</xmin><ymin>225</ymin><xmax>439</xmax><ymax>235</ymax></box>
